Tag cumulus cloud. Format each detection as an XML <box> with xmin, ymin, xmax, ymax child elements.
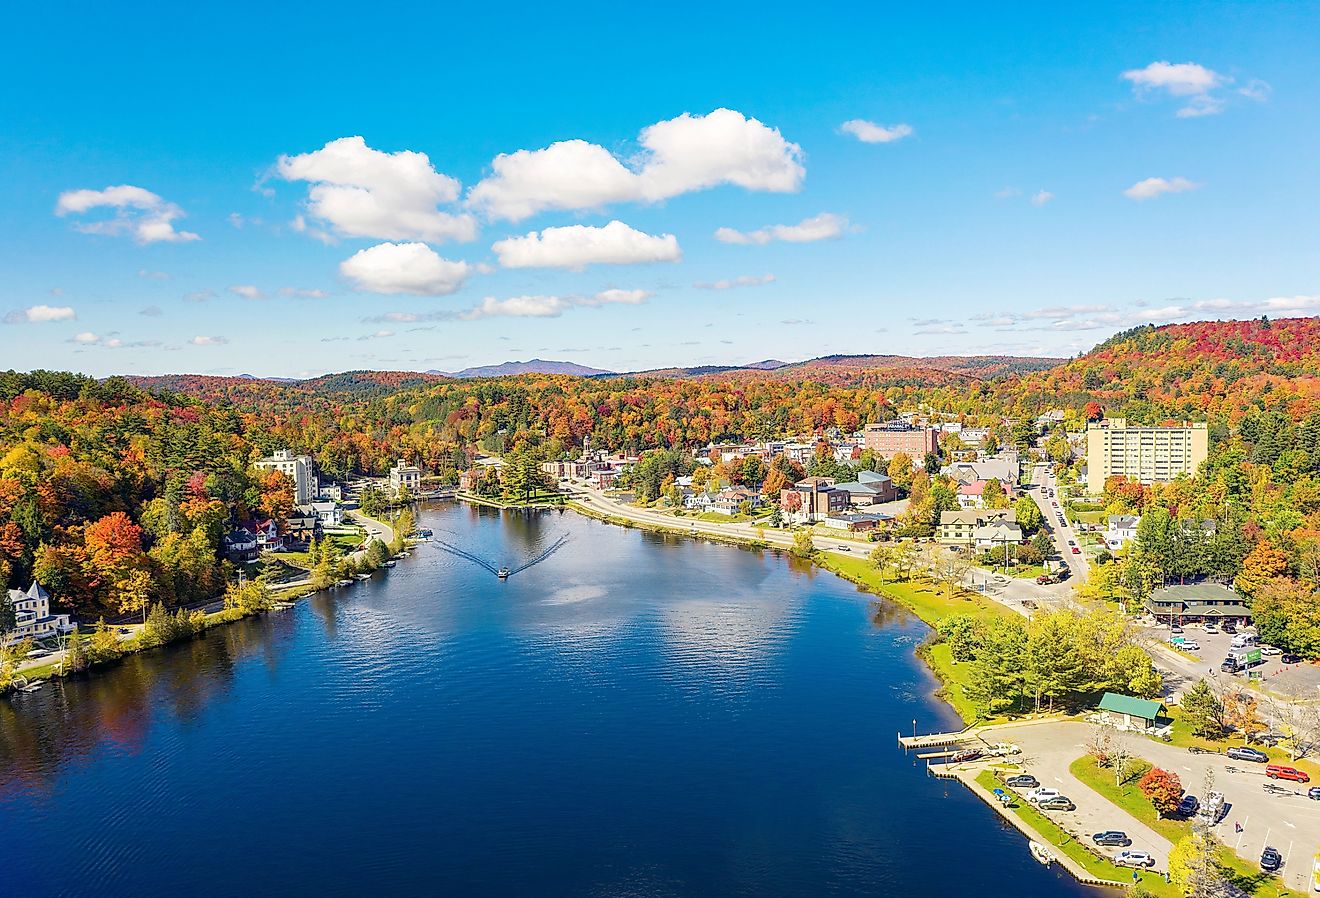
<box><xmin>714</xmin><ymin>212</ymin><xmax>848</xmax><ymax>245</ymax></box>
<box><xmin>137</xmin><ymin>269</ymin><xmax>170</xmax><ymax>280</ymax></box>
<box><xmin>72</xmin><ymin>331</ymin><xmax>100</xmax><ymax>344</ymax></box>
<box><xmin>458</xmin><ymin>289</ymin><xmax>650</xmax><ymax>320</ymax></box>
<box><xmin>694</xmin><ymin>274</ymin><xmax>776</xmax><ymax>290</ymax></box>
<box><xmin>228</xmin><ymin>284</ymin><xmax>265</xmax><ymax>300</ymax></box>
<box><xmin>277</xmin><ymin>136</ymin><xmax>477</xmax><ymax>243</ymax></box>
<box><xmin>4</xmin><ymin>304</ymin><xmax>76</xmax><ymax>324</ymax></box>
<box><xmin>1121</xmin><ymin>61</ymin><xmax>1266</xmax><ymax>118</ymax></box>
<box><xmin>1031</xmin><ymin>190</ymin><xmax>1054</xmax><ymax>206</ymax></box>
<box><xmin>279</xmin><ymin>287</ymin><xmax>328</xmax><ymax>299</ymax></box>
<box><xmin>183</xmin><ymin>289</ymin><xmax>216</xmax><ymax>302</ymax></box>
<box><xmin>55</xmin><ymin>185</ymin><xmax>200</xmax><ymax>243</ymax></box>
<box><xmin>190</xmin><ymin>335</ymin><xmax>228</xmax><ymax>345</ymax></box>
<box><xmin>839</xmin><ymin>119</ymin><xmax>913</xmax><ymax>143</ymax></box>
<box><xmin>1123</xmin><ymin>176</ymin><xmax>1202</xmax><ymax>200</ymax></box>
<box><xmin>467</xmin><ymin>108</ymin><xmax>804</xmax><ymax>221</ymax></box>
<box><xmin>140</xmin><ymin>305</ymin><xmax>163</xmax><ymax>317</ymax></box>
<box><xmin>492</xmin><ymin>220</ymin><xmax>681</xmax><ymax>269</ymax></box>
<box><xmin>339</xmin><ymin>241</ymin><xmax>471</xmax><ymax>295</ymax></box>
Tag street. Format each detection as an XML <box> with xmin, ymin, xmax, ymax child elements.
<box><xmin>1029</xmin><ymin>462</ymin><xmax>1089</xmax><ymax>585</ymax></box>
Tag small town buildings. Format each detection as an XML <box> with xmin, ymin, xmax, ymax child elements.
<box><xmin>253</xmin><ymin>519</ymin><xmax>283</xmax><ymax>550</ymax></box>
<box><xmin>458</xmin><ymin>469</ymin><xmax>480</xmax><ymax>492</ymax></box>
<box><xmin>1105</xmin><ymin>514</ymin><xmax>1140</xmax><ymax>549</ymax></box>
<box><xmin>254</xmin><ymin>449</ymin><xmax>319</xmax><ymax>505</ymax></box>
<box><xmin>937</xmin><ymin>508</ymin><xmax>1022</xmax><ymax>547</ymax></box>
<box><xmin>286</xmin><ymin>507</ymin><xmax>320</xmax><ymax>541</ymax></box>
<box><xmin>388</xmin><ymin>460</ymin><xmax>423</xmax><ymax>497</ymax></box>
<box><xmin>781</xmin><ymin>477</ymin><xmax>848</xmax><ymax>524</ymax></box>
<box><xmin>1096</xmin><ymin>693</ymin><xmax>1169</xmax><ymax>733</ymax></box>
<box><xmin>830</xmin><ymin>470</ymin><xmax>898</xmax><ymax>506</ymax></box>
<box><xmin>1143</xmin><ymin>583</ymin><xmax>1252</xmax><ymax>627</ymax></box>
<box><xmin>319</xmin><ymin>483</ymin><xmax>343</xmax><ymax>502</ymax></box>
<box><xmin>821</xmin><ymin>512</ymin><xmax>890</xmax><ymax>533</ymax></box>
<box><xmin>862</xmin><ymin>421</ymin><xmax>939</xmax><ymax>458</ymax></box>
<box><xmin>4</xmin><ymin>581</ymin><xmax>74</xmax><ymax>646</ymax></box>
<box><xmin>223</xmin><ymin>528</ymin><xmax>259</xmax><ymax>562</ymax></box>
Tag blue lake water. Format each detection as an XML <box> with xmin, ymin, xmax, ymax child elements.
<box><xmin>0</xmin><ymin>503</ymin><xmax>1099</xmax><ymax>896</ymax></box>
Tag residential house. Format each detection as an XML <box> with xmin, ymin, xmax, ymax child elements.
<box><xmin>3</xmin><ymin>581</ymin><xmax>74</xmax><ymax>646</ymax></box>
<box><xmin>937</xmin><ymin>508</ymin><xmax>1021</xmax><ymax>547</ymax></box>
<box><xmin>1143</xmin><ymin>583</ymin><xmax>1251</xmax><ymax>627</ymax></box>
<box><xmin>253</xmin><ymin>519</ymin><xmax>283</xmax><ymax>551</ymax></box>
<box><xmin>709</xmin><ymin>487</ymin><xmax>763</xmax><ymax>516</ymax></box>
<box><xmin>319</xmin><ymin>483</ymin><xmax>343</xmax><ymax>502</ymax></box>
<box><xmin>287</xmin><ymin>507</ymin><xmax>320</xmax><ymax>542</ymax></box>
<box><xmin>310</xmin><ymin>501</ymin><xmax>342</xmax><ymax>527</ymax></box>
<box><xmin>1105</xmin><ymin>515</ymin><xmax>1140</xmax><ymax>550</ymax></box>
<box><xmin>458</xmin><ymin>469</ymin><xmax>480</xmax><ymax>492</ymax></box>
<box><xmin>781</xmin><ymin>477</ymin><xmax>848</xmax><ymax>524</ymax></box>
<box><xmin>254</xmin><ymin>449</ymin><xmax>319</xmax><ymax>505</ymax></box>
<box><xmin>222</xmin><ymin>528</ymin><xmax>259</xmax><ymax>563</ymax></box>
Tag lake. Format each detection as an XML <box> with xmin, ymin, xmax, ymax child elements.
<box><xmin>0</xmin><ymin>503</ymin><xmax>1098</xmax><ymax>896</ymax></box>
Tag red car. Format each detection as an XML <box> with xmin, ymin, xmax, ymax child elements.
<box><xmin>1071</xmin><ymin>547</ymin><xmax>1081</xmax><ymax>554</ymax></box>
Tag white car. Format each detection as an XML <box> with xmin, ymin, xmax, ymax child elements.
<box><xmin>1175</xmin><ymin>639</ymin><xmax>1201</xmax><ymax>651</ymax></box>
<box><xmin>1026</xmin><ymin>787</ymin><xmax>1062</xmax><ymax>803</ymax></box>
<box><xmin>1204</xmin><ymin>625</ymin><xmax>1220</xmax><ymax>634</ymax></box>
<box><xmin>1261</xmin><ymin>645</ymin><xmax>1283</xmax><ymax>656</ymax></box>
<box><xmin>1117</xmin><ymin>851</ymin><xmax>1156</xmax><ymax>868</ymax></box>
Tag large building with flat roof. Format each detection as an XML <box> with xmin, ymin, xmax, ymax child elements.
<box><xmin>862</xmin><ymin>422</ymin><xmax>938</xmax><ymax>459</ymax></box>
<box><xmin>1086</xmin><ymin>419</ymin><xmax>1208</xmax><ymax>486</ymax></box>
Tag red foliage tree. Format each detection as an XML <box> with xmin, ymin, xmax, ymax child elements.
<box><xmin>1138</xmin><ymin>767</ymin><xmax>1183</xmax><ymax>817</ymax></box>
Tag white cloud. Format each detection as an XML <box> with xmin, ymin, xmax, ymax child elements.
<box><xmin>72</xmin><ymin>331</ymin><xmax>100</xmax><ymax>344</ymax></box>
<box><xmin>339</xmin><ymin>241</ymin><xmax>471</xmax><ymax>295</ymax></box>
<box><xmin>279</xmin><ymin>287</ymin><xmax>328</xmax><ymax>299</ymax></box>
<box><xmin>492</xmin><ymin>220</ymin><xmax>681</xmax><ymax>269</ymax></box>
<box><xmin>137</xmin><ymin>269</ymin><xmax>170</xmax><ymax>280</ymax></box>
<box><xmin>55</xmin><ymin>185</ymin><xmax>200</xmax><ymax>244</ymax></box>
<box><xmin>839</xmin><ymin>119</ymin><xmax>913</xmax><ymax>143</ymax></box>
<box><xmin>994</xmin><ymin>186</ymin><xmax>1022</xmax><ymax>200</ymax></box>
<box><xmin>277</xmin><ymin>136</ymin><xmax>478</xmax><ymax>243</ymax></box>
<box><xmin>1031</xmin><ymin>190</ymin><xmax>1054</xmax><ymax>206</ymax></box>
<box><xmin>183</xmin><ymin>289</ymin><xmax>216</xmax><ymax>302</ymax></box>
<box><xmin>1120</xmin><ymin>61</ymin><xmax>1265</xmax><ymax>118</ymax></box>
<box><xmin>228</xmin><ymin>284</ymin><xmax>265</xmax><ymax>300</ymax></box>
<box><xmin>694</xmin><ymin>274</ymin><xmax>776</xmax><ymax>290</ymax></box>
<box><xmin>467</xmin><ymin>108</ymin><xmax>804</xmax><ymax>221</ymax></box>
<box><xmin>4</xmin><ymin>304</ymin><xmax>77</xmax><ymax>324</ymax></box>
<box><xmin>458</xmin><ymin>288</ymin><xmax>651</xmax><ymax>320</ymax></box>
<box><xmin>1123</xmin><ymin>176</ymin><xmax>1202</xmax><ymax>201</ymax></box>
<box><xmin>190</xmin><ymin>335</ymin><xmax>228</xmax><ymax>345</ymax></box>
<box><xmin>715</xmin><ymin>212</ymin><xmax>848</xmax><ymax>245</ymax></box>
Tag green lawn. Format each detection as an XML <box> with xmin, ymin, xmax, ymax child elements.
<box><xmin>974</xmin><ymin>770</ymin><xmax>1173</xmax><ymax>893</ymax></box>
<box><xmin>981</xmin><ymin>563</ymin><xmax>1050</xmax><ymax>580</ymax></box>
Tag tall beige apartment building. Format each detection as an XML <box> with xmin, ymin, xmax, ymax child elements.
<box><xmin>1086</xmin><ymin>419</ymin><xmax>1208</xmax><ymax>486</ymax></box>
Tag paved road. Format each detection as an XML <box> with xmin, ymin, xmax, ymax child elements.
<box><xmin>980</xmin><ymin>718</ymin><xmax>1320</xmax><ymax>891</ymax></box>
<box><xmin>1030</xmin><ymin>463</ymin><xmax>1089</xmax><ymax>585</ymax></box>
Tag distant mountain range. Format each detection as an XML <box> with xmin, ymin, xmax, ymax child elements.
<box><xmin>428</xmin><ymin>358</ymin><xmax>615</xmax><ymax>378</ymax></box>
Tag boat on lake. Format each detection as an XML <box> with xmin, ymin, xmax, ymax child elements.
<box><xmin>383</xmin><ymin>560</ymin><xmax>396</xmax><ymax>567</ymax></box>
<box><xmin>336</xmin><ymin>579</ymin><xmax>353</xmax><ymax>587</ymax></box>
<box><xmin>354</xmin><ymin>573</ymin><xmax>372</xmax><ymax>581</ymax></box>
<box><xmin>1029</xmin><ymin>841</ymin><xmax>1053</xmax><ymax>866</ymax></box>
<box><xmin>497</xmin><ymin>567</ymin><xmax>510</xmax><ymax>579</ymax></box>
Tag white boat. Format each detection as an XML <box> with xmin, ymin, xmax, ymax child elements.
<box><xmin>383</xmin><ymin>560</ymin><xmax>396</xmax><ymax>567</ymax></box>
<box><xmin>1030</xmin><ymin>841</ymin><xmax>1054</xmax><ymax>866</ymax></box>
<box><xmin>354</xmin><ymin>573</ymin><xmax>372</xmax><ymax>581</ymax></box>
<box><xmin>336</xmin><ymin>579</ymin><xmax>353</xmax><ymax>587</ymax></box>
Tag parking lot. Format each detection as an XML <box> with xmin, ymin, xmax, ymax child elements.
<box><xmin>1144</xmin><ymin>622</ymin><xmax>1320</xmax><ymax>700</ymax></box>
<box><xmin>973</xmin><ymin>719</ymin><xmax>1320</xmax><ymax>892</ymax></box>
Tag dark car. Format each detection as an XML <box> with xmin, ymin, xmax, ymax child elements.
<box><xmin>1261</xmin><ymin>846</ymin><xmax>1283</xmax><ymax>872</ymax></box>
<box><xmin>1092</xmin><ymin>831</ymin><xmax>1132</xmax><ymax>847</ymax></box>
<box><xmin>1005</xmin><ymin>774</ymin><xmax>1039</xmax><ymax>788</ymax></box>
<box><xmin>1282</xmin><ymin>653</ymin><xmax>1303</xmax><ymax>665</ymax></box>
<box><xmin>1307</xmin><ymin>787</ymin><xmax>1320</xmax><ymax>801</ymax></box>
<box><xmin>1228</xmin><ymin>746</ymin><xmax>1270</xmax><ymax>763</ymax></box>
<box><xmin>1038</xmin><ymin>796</ymin><xmax>1075</xmax><ymax>811</ymax></box>
<box><xmin>1056</xmin><ymin>569</ymin><xmax>1071</xmax><ymax>581</ymax></box>
<box><xmin>1177</xmin><ymin>794</ymin><xmax>1200</xmax><ymax>816</ymax></box>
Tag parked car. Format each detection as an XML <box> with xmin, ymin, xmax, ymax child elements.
<box><xmin>1176</xmin><ymin>794</ymin><xmax>1200</xmax><ymax>816</ymax></box>
<box><xmin>948</xmin><ymin>749</ymin><xmax>982</xmax><ymax>763</ymax></box>
<box><xmin>1005</xmin><ymin>774</ymin><xmax>1038</xmax><ymax>788</ymax></box>
<box><xmin>1171</xmin><ymin>626</ymin><xmax>1184</xmax><ymax>634</ymax></box>
<box><xmin>1261</xmin><ymin>846</ymin><xmax>1283</xmax><ymax>872</ymax></box>
<box><xmin>1283</xmin><ymin>653</ymin><xmax>1303</xmax><ymax>665</ymax></box>
<box><xmin>1116</xmin><ymin>851</ymin><xmax>1156</xmax><ymax>868</ymax></box>
<box><xmin>1261</xmin><ymin>645</ymin><xmax>1283</xmax><ymax>656</ymax></box>
<box><xmin>1222</xmin><ymin>622</ymin><xmax>1238</xmax><ymax>634</ymax></box>
<box><xmin>1177</xmin><ymin>640</ymin><xmax>1201</xmax><ymax>651</ymax></box>
<box><xmin>1267</xmin><ymin>764</ymin><xmax>1310</xmax><ymax>782</ymax></box>
<box><xmin>1307</xmin><ymin>787</ymin><xmax>1320</xmax><ymax>801</ymax></box>
<box><xmin>1092</xmin><ymin>831</ymin><xmax>1132</xmax><ymax>847</ymax></box>
<box><xmin>1227</xmin><ymin>746</ymin><xmax>1269</xmax><ymax>763</ymax></box>
<box><xmin>1071</xmin><ymin>547</ymin><xmax>1081</xmax><ymax>554</ymax></box>
<box><xmin>1036</xmin><ymin>574</ymin><xmax>1057</xmax><ymax>585</ymax></box>
<box><xmin>1056</xmin><ymin>569</ymin><xmax>1070</xmax><ymax>581</ymax></box>
<box><xmin>1067</xmin><ymin>539</ymin><xmax>1076</xmax><ymax>546</ymax></box>
<box><xmin>1038</xmin><ymin>796</ymin><xmax>1075</xmax><ymax>811</ymax></box>
<box><xmin>836</xmin><ymin>546</ymin><xmax>851</xmax><ymax>552</ymax></box>
<box><xmin>1026</xmin><ymin>787</ymin><xmax>1062</xmax><ymax>803</ymax></box>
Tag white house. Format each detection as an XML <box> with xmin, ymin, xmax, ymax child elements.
<box><xmin>389</xmin><ymin>460</ymin><xmax>423</xmax><ymax>497</ymax></box>
<box><xmin>310</xmin><ymin>501</ymin><xmax>343</xmax><ymax>527</ymax></box>
<box><xmin>4</xmin><ymin>581</ymin><xmax>74</xmax><ymax>646</ymax></box>
<box><xmin>1106</xmin><ymin>514</ymin><xmax>1140</xmax><ymax>549</ymax></box>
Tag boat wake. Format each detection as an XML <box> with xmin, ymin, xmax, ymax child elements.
<box><xmin>433</xmin><ymin>534</ymin><xmax>570</xmax><ymax>579</ymax></box>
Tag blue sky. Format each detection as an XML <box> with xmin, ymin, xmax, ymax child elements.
<box><xmin>3</xmin><ymin>2</ymin><xmax>1318</xmax><ymax>377</ymax></box>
